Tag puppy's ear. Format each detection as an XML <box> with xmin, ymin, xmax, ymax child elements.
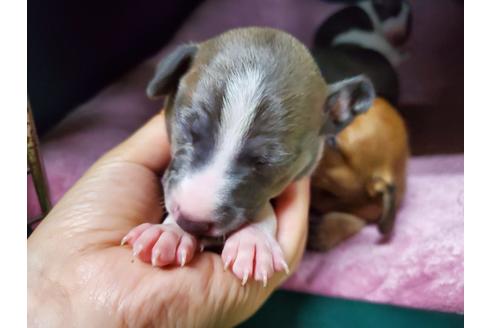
<box><xmin>146</xmin><ymin>43</ymin><xmax>198</xmax><ymax>99</ymax></box>
<box><xmin>321</xmin><ymin>75</ymin><xmax>375</xmax><ymax>135</ymax></box>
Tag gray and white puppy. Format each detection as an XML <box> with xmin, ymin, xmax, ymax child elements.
<box><xmin>122</xmin><ymin>27</ymin><xmax>374</xmax><ymax>285</ymax></box>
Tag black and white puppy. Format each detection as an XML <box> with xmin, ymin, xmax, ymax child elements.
<box><xmin>314</xmin><ymin>0</ymin><xmax>412</xmax><ymax>67</ymax></box>
<box><xmin>122</xmin><ymin>27</ymin><xmax>374</xmax><ymax>285</ymax></box>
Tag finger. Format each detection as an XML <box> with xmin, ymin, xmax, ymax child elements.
<box><xmin>274</xmin><ymin>177</ymin><xmax>310</xmax><ymax>269</ymax></box>
<box><xmin>101</xmin><ymin>112</ymin><xmax>171</xmax><ymax>175</ymax></box>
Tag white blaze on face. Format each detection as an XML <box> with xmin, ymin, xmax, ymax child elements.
<box><xmin>217</xmin><ymin>68</ymin><xmax>265</xmax><ymax>172</ymax></box>
<box><xmin>171</xmin><ymin>68</ymin><xmax>265</xmax><ymax>221</ymax></box>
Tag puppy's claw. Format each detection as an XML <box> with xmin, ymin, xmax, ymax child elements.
<box><xmin>281</xmin><ymin>260</ymin><xmax>290</xmax><ymax>275</ymax></box>
<box><xmin>179</xmin><ymin>250</ymin><xmax>187</xmax><ymax>267</ymax></box>
<box><xmin>223</xmin><ymin>256</ymin><xmax>232</xmax><ymax>271</ymax></box>
<box><xmin>151</xmin><ymin>250</ymin><xmax>159</xmax><ymax>267</ymax></box>
<box><xmin>120</xmin><ymin>235</ymin><xmax>129</xmax><ymax>246</ymax></box>
<box><xmin>199</xmin><ymin>243</ymin><xmax>205</xmax><ymax>253</ymax></box>
<box><xmin>262</xmin><ymin>272</ymin><xmax>268</xmax><ymax>288</ymax></box>
<box><xmin>133</xmin><ymin>244</ymin><xmax>143</xmax><ymax>257</ymax></box>
<box><xmin>241</xmin><ymin>271</ymin><xmax>249</xmax><ymax>286</ymax></box>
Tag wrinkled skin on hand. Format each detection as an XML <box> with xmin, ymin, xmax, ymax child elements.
<box><xmin>27</xmin><ymin>113</ymin><xmax>310</xmax><ymax>328</ymax></box>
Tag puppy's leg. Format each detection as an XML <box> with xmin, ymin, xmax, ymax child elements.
<box><xmin>367</xmin><ymin>177</ymin><xmax>397</xmax><ymax>236</ymax></box>
<box><xmin>222</xmin><ymin>203</ymin><xmax>288</xmax><ymax>287</ymax></box>
<box><xmin>308</xmin><ymin>212</ymin><xmax>366</xmax><ymax>251</ymax></box>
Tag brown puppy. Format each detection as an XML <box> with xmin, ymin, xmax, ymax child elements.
<box><xmin>308</xmin><ymin>97</ymin><xmax>409</xmax><ymax>251</ymax></box>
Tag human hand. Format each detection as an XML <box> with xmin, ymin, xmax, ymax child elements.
<box><xmin>27</xmin><ymin>113</ymin><xmax>310</xmax><ymax>327</ymax></box>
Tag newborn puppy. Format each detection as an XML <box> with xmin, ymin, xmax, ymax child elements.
<box><xmin>308</xmin><ymin>98</ymin><xmax>409</xmax><ymax>251</ymax></box>
<box><xmin>122</xmin><ymin>27</ymin><xmax>375</xmax><ymax>285</ymax></box>
<box><xmin>308</xmin><ymin>1</ymin><xmax>411</xmax><ymax>250</ymax></box>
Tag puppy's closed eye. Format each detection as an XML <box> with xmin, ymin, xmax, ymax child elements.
<box><xmin>238</xmin><ymin>147</ymin><xmax>292</xmax><ymax>171</ymax></box>
<box><xmin>177</xmin><ymin>109</ymin><xmax>211</xmax><ymax>143</ymax></box>
<box><xmin>242</xmin><ymin>154</ymin><xmax>272</xmax><ymax>170</ymax></box>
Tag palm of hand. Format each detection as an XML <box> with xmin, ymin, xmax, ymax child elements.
<box><xmin>28</xmin><ymin>115</ymin><xmax>308</xmax><ymax>327</ymax></box>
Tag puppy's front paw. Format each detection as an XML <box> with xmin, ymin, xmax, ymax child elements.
<box><xmin>121</xmin><ymin>222</ymin><xmax>197</xmax><ymax>267</ymax></box>
<box><xmin>221</xmin><ymin>225</ymin><xmax>288</xmax><ymax>287</ymax></box>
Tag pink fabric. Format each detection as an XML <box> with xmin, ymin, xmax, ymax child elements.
<box><xmin>283</xmin><ymin>154</ymin><xmax>464</xmax><ymax>313</ymax></box>
<box><xmin>28</xmin><ymin>0</ymin><xmax>463</xmax><ymax>313</ymax></box>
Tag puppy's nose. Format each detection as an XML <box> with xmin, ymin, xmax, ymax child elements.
<box><xmin>176</xmin><ymin>215</ymin><xmax>212</xmax><ymax>235</ymax></box>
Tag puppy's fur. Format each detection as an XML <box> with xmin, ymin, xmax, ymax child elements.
<box><xmin>307</xmin><ymin>0</ymin><xmax>412</xmax><ymax>250</ymax></box>
<box><xmin>308</xmin><ymin>98</ymin><xmax>409</xmax><ymax>250</ymax></box>
<box><xmin>313</xmin><ymin>0</ymin><xmax>412</xmax><ymax>105</ymax></box>
<box><xmin>314</xmin><ymin>0</ymin><xmax>412</xmax><ymax>67</ymax></box>
<box><xmin>147</xmin><ymin>27</ymin><xmax>375</xmax><ymax>238</ymax></box>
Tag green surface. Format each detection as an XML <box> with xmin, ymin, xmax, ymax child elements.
<box><xmin>239</xmin><ymin>290</ymin><xmax>463</xmax><ymax>328</ymax></box>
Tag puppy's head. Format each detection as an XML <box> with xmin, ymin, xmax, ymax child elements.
<box><xmin>148</xmin><ymin>28</ymin><xmax>374</xmax><ymax>237</ymax></box>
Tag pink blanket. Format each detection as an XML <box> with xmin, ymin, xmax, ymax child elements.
<box><xmin>28</xmin><ymin>0</ymin><xmax>463</xmax><ymax>314</ymax></box>
<box><xmin>283</xmin><ymin>155</ymin><xmax>464</xmax><ymax>313</ymax></box>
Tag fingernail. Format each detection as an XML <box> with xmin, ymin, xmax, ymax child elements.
<box><xmin>151</xmin><ymin>250</ymin><xmax>160</xmax><ymax>266</ymax></box>
<box><xmin>281</xmin><ymin>260</ymin><xmax>290</xmax><ymax>275</ymax></box>
<box><xmin>262</xmin><ymin>272</ymin><xmax>268</xmax><ymax>288</ymax></box>
<box><xmin>179</xmin><ymin>250</ymin><xmax>187</xmax><ymax>267</ymax></box>
<box><xmin>241</xmin><ymin>271</ymin><xmax>249</xmax><ymax>286</ymax></box>
<box><xmin>120</xmin><ymin>235</ymin><xmax>128</xmax><ymax>246</ymax></box>
<box><xmin>223</xmin><ymin>256</ymin><xmax>231</xmax><ymax>271</ymax></box>
<box><xmin>133</xmin><ymin>244</ymin><xmax>143</xmax><ymax>257</ymax></box>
